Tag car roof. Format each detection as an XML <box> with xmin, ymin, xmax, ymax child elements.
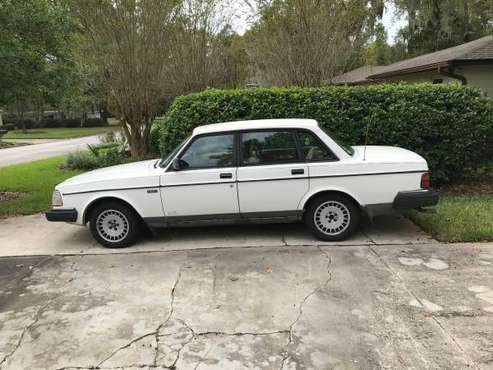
<box><xmin>192</xmin><ymin>119</ymin><xmax>319</xmax><ymax>135</ymax></box>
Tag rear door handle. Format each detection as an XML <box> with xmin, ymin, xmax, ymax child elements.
<box><xmin>291</xmin><ymin>168</ymin><xmax>304</xmax><ymax>175</ymax></box>
<box><xmin>220</xmin><ymin>173</ymin><xmax>233</xmax><ymax>179</ymax></box>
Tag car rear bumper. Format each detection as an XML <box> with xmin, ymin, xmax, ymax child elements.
<box><xmin>393</xmin><ymin>189</ymin><xmax>439</xmax><ymax>210</ymax></box>
<box><xmin>45</xmin><ymin>208</ymin><xmax>78</xmax><ymax>222</ymax></box>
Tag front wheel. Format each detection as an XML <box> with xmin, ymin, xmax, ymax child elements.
<box><xmin>89</xmin><ymin>201</ymin><xmax>141</xmax><ymax>248</ymax></box>
<box><xmin>305</xmin><ymin>194</ymin><xmax>360</xmax><ymax>241</ymax></box>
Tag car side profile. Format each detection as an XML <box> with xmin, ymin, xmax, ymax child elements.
<box><xmin>46</xmin><ymin>119</ymin><xmax>439</xmax><ymax>248</ymax></box>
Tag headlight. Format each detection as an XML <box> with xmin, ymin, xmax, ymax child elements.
<box><xmin>52</xmin><ymin>190</ymin><xmax>63</xmax><ymax>207</ymax></box>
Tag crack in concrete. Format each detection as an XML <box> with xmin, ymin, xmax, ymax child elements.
<box><xmin>368</xmin><ymin>244</ymin><xmax>478</xmax><ymax>369</ymax></box>
<box><xmin>279</xmin><ymin>246</ymin><xmax>332</xmax><ymax>369</ymax></box>
<box><xmin>361</xmin><ymin>229</ymin><xmax>376</xmax><ymax>245</ymax></box>
<box><xmin>96</xmin><ymin>265</ymin><xmax>184</xmax><ymax>369</ymax></box>
<box><xmin>30</xmin><ymin>246</ymin><xmax>335</xmax><ymax>370</ymax></box>
<box><xmin>0</xmin><ymin>302</ymin><xmax>45</xmax><ymax>369</ymax></box>
<box><xmin>280</xmin><ymin>232</ymin><xmax>288</xmax><ymax>246</ymax></box>
<box><xmin>0</xmin><ymin>259</ymin><xmax>78</xmax><ymax>370</ymax></box>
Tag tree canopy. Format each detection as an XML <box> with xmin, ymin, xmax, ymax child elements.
<box><xmin>1</xmin><ymin>0</ymin><xmax>492</xmax><ymax>154</ymax></box>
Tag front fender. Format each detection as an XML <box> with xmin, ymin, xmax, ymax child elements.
<box><xmin>60</xmin><ymin>188</ymin><xmax>164</xmax><ymax>224</ymax></box>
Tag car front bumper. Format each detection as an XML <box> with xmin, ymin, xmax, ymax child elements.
<box><xmin>45</xmin><ymin>208</ymin><xmax>78</xmax><ymax>222</ymax></box>
<box><xmin>393</xmin><ymin>189</ymin><xmax>439</xmax><ymax>210</ymax></box>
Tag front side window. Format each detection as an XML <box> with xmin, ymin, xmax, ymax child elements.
<box><xmin>179</xmin><ymin>134</ymin><xmax>234</xmax><ymax>169</ymax></box>
<box><xmin>298</xmin><ymin>131</ymin><xmax>337</xmax><ymax>161</ymax></box>
<box><xmin>241</xmin><ymin>130</ymin><xmax>299</xmax><ymax>165</ymax></box>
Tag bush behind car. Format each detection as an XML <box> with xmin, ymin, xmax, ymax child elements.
<box><xmin>152</xmin><ymin>83</ymin><xmax>493</xmax><ymax>185</ymax></box>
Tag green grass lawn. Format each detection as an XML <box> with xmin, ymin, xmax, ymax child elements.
<box><xmin>4</xmin><ymin>126</ymin><xmax>116</xmax><ymax>140</ymax></box>
<box><xmin>408</xmin><ymin>194</ymin><xmax>493</xmax><ymax>242</ymax></box>
<box><xmin>0</xmin><ymin>156</ymin><xmax>83</xmax><ymax>218</ymax></box>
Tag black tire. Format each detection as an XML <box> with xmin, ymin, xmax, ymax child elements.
<box><xmin>305</xmin><ymin>193</ymin><xmax>360</xmax><ymax>241</ymax></box>
<box><xmin>89</xmin><ymin>201</ymin><xmax>141</xmax><ymax>248</ymax></box>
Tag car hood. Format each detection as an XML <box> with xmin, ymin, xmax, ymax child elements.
<box><xmin>58</xmin><ymin>159</ymin><xmax>160</xmax><ymax>193</ymax></box>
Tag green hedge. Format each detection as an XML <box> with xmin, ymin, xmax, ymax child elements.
<box><xmin>153</xmin><ymin>84</ymin><xmax>493</xmax><ymax>185</ymax></box>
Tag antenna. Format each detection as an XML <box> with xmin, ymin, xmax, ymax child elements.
<box><xmin>363</xmin><ymin>108</ymin><xmax>377</xmax><ymax>161</ymax></box>
<box><xmin>363</xmin><ymin>116</ymin><xmax>371</xmax><ymax>161</ymax></box>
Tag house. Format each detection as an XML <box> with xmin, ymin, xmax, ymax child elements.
<box><xmin>332</xmin><ymin>35</ymin><xmax>493</xmax><ymax>97</ymax></box>
<box><xmin>330</xmin><ymin>66</ymin><xmax>388</xmax><ymax>85</ymax></box>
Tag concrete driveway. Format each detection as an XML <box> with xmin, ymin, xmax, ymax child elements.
<box><xmin>0</xmin><ymin>215</ymin><xmax>492</xmax><ymax>369</ymax></box>
<box><xmin>0</xmin><ymin>135</ymin><xmax>102</xmax><ymax>167</ymax></box>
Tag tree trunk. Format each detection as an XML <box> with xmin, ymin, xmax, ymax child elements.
<box><xmin>35</xmin><ymin>103</ymin><xmax>43</xmax><ymax>127</ymax></box>
<box><xmin>407</xmin><ymin>0</ymin><xmax>418</xmax><ymax>54</ymax></box>
<box><xmin>122</xmin><ymin>119</ymin><xmax>151</xmax><ymax>158</ymax></box>
<box><xmin>100</xmin><ymin>104</ymin><xmax>110</xmax><ymax>126</ymax></box>
<box><xmin>463</xmin><ymin>0</ymin><xmax>470</xmax><ymax>41</ymax></box>
<box><xmin>80</xmin><ymin>112</ymin><xmax>87</xmax><ymax>127</ymax></box>
<box><xmin>430</xmin><ymin>0</ymin><xmax>441</xmax><ymax>51</ymax></box>
<box><xmin>17</xmin><ymin>109</ymin><xmax>26</xmax><ymax>134</ymax></box>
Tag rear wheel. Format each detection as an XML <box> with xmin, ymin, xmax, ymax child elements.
<box><xmin>305</xmin><ymin>194</ymin><xmax>360</xmax><ymax>241</ymax></box>
<box><xmin>89</xmin><ymin>201</ymin><xmax>141</xmax><ymax>248</ymax></box>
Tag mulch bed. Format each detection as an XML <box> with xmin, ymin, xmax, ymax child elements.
<box><xmin>0</xmin><ymin>191</ymin><xmax>29</xmax><ymax>202</ymax></box>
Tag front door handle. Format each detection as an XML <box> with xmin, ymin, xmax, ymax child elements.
<box><xmin>220</xmin><ymin>173</ymin><xmax>233</xmax><ymax>179</ymax></box>
<box><xmin>291</xmin><ymin>168</ymin><xmax>304</xmax><ymax>175</ymax></box>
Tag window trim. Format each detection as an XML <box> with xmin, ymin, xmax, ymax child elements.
<box><xmin>238</xmin><ymin>128</ymin><xmax>304</xmax><ymax>167</ymax></box>
<box><xmin>295</xmin><ymin>129</ymin><xmax>339</xmax><ymax>163</ymax></box>
<box><xmin>165</xmin><ymin>126</ymin><xmax>340</xmax><ymax>172</ymax></box>
<box><xmin>166</xmin><ymin>131</ymin><xmax>238</xmax><ymax>172</ymax></box>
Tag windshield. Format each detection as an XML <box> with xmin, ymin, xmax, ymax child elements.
<box><xmin>321</xmin><ymin>127</ymin><xmax>354</xmax><ymax>156</ymax></box>
<box><xmin>159</xmin><ymin>136</ymin><xmax>190</xmax><ymax>168</ymax></box>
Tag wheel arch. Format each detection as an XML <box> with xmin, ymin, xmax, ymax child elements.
<box><xmin>300</xmin><ymin>189</ymin><xmax>362</xmax><ymax>211</ymax></box>
<box><xmin>83</xmin><ymin>196</ymin><xmax>142</xmax><ymax>224</ymax></box>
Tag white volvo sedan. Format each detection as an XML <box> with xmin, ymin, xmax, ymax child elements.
<box><xmin>46</xmin><ymin>119</ymin><xmax>438</xmax><ymax>248</ymax></box>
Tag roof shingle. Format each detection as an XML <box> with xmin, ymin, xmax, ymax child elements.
<box><xmin>369</xmin><ymin>35</ymin><xmax>493</xmax><ymax>78</ymax></box>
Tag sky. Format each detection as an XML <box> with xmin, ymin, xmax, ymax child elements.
<box><xmin>230</xmin><ymin>1</ymin><xmax>407</xmax><ymax>45</ymax></box>
<box><xmin>382</xmin><ymin>2</ymin><xmax>407</xmax><ymax>44</ymax></box>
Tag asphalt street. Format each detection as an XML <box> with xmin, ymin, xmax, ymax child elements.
<box><xmin>0</xmin><ymin>135</ymin><xmax>102</xmax><ymax>168</ymax></box>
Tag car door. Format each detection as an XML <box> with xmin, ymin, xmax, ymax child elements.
<box><xmin>160</xmin><ymin>132</ymin><xmax>239</xmax><ymax>219</ymax></box>
<box><xmin>236</xmin><ymin>129</ymin><xmax>308</xmax><ymax>215</ymax></box>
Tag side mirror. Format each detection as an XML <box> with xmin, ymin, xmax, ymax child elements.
<box><xmin>172</xmin><ymin>158</ymin><xmax>181</xmax><ymax>171</ymax></box>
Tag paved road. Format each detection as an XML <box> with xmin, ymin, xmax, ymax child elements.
<box><xmin>0</xmin><ymin>215</ymin><xmax>492</xmax><ymax>369</ymax></box>
<box><xmin>0</xmin><ymin>135</ymin><xmax>102</xmax><ymax>167</ymax></box>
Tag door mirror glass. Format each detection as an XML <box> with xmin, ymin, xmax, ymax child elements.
<box><xmin>172</xmin><ymin>158</ymin><xmax>182</xmax><ymax>171</ymax></box>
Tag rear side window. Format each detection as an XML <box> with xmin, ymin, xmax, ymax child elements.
<box><xmin>241</xmin><ymin>131</ymin><xmax>299</xmax><ymax>165</ymax></box>
<box><xmin>179</xmin><ymin>134</ymin><xmax>234</xmax><ymax>169</ymax></box>
<box><xmin>298</xmin><ymin>131</ymin><xmax>337</xmax><ymax>161</ymax></box>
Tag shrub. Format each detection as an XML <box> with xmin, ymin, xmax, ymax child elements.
<box><xmin>65</xmin><ymin>140</ymin><xmax>132</xmax><ymax>170</ymax></box>
<box><xmin>153</xmin><ymin>84</ymin><xmax>493</xmax><ymax>185</ymax></box>
<box><xmin>65</xmin><ymin>133</ymin><xmax>147</xmax><ymax>171</ymax></box>
<box><xmin>3</xmin><ymin>123</ymin><xmax>16</xmax><ymax>131</ymax></box>
<box><xmin>66</xmin><ymin>151</ymin><xmax>101</xmax><ymax>170</ymax></box>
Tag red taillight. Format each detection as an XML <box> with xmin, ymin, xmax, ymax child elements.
<box><xmin>421</xmin><ymin>172</ymin><xmax>431</xmax><ymax>189</ymax></box>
